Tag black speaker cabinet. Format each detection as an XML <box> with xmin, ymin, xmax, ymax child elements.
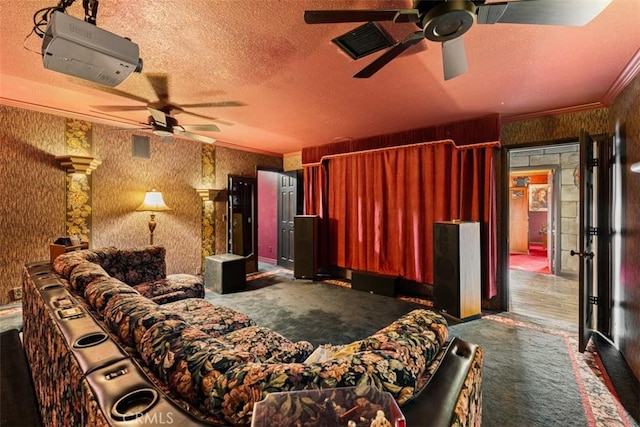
<box><xmin>433</xmin><ymin>221</ymin><xmax>481</xmax><ymax>322</ymax></box>
<box><xmin>294</xmin><ymin>215</ymin><xmax>318</xmax><ymax>279</ymax></box>
<box><xmin>352</xmin><ymin>271</ymin><xmax>398</xmax><ymax>297</ymax></box>
<box><xmin>205</xmin><ymin>253</ymin><xmax>246</xmax><ymax>294</ymax></box>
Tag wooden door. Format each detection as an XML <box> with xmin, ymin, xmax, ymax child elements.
<box><xmin>277</xmin><ymin>173</ymin><xmax>297</xmax><ymax>269</ymax></box>
<box><xmin>547</xmin><ymin>170</ymin><xmax>555</xmax><ymax>273</ymax></box>
<box><xmin>576</xmin><ymin>130</ymin><xmax>596</xmax><ymax>352</ymax></box>
<box><xmin>509</xmin><ymin>187</ymin><xmax>529</xmax><ymax>254</ymax></box>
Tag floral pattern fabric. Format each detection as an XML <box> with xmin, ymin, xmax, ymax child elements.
<box><xmin>103</xmin><ymin>293</ymin><xmax>183</xmax><ymax>348</ymax></box>
<box><xmin>133</xmin><ymin>273</ymin><xmax>204</xmax><ymax>304</ymax></box>
<box><xmin>84</xmin><ymin>276</ymin><xmax>139</xmax><ymax>315</ymax></box>
<box><xmin>164</xmin><ymin>298</ymin><xmax>255</xmax><ymax>337</ymax></box>
<box><xmin>207</xmin><ymin>309</ymin><xmax>449</xmax><ymax>426</ymax></box>
<box><xmin>52</xmin><ymin>249</ymin><xmax>97</xmax><ymax>277</ymax></box>
<box><xmin>69</xmin><ymin>261</ymin><xmax>109</xmax><ymax>293</ymax></box>
<box><xmin>220</xmin><ymin>326</ymin><xmax>313</xmax><ymax>363</ymax></box>
<box><xmin>139</xmin><ymin>318</ymin><xmax>259</xmax><ymax>411</ymax></box>
<box><xmin>95</xmin><ymin>245</ymin><xmax>166</xmax><ymax>286</ymax></box>
<box><xmin>21</xmin><ymin>267</ymin><xmax>111</xmax><ymax>426</ymax></box>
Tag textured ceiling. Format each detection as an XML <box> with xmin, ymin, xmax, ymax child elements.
<box><xmin>1</xmin><ymin>0</ymin><xmax>639</xmax><ymax>156</ymax></box>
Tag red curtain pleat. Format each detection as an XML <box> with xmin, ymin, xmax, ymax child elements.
<box><xmin>309</xmin><ymin>142</ymin><xmax>497</xmax><ymax>298</ymax></box>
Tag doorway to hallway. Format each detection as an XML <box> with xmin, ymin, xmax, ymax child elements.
<box><xmin>256</xmin><ymin>169</ymin><xmax>303</xmax><ymax>271</ymax></box>
<box><xmin>507</xmin><ymin>144</ymin><xmax>580</xmax><ymax>329</ymax></box>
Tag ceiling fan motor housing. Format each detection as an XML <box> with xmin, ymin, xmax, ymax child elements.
<box><xmin>149</xmin><ymin>114</ymin><xmax>177</xmax><ymax>136</ymax></box>
<box><xmin>420</xmin><ymin>0</ymin><xmax>477</xmax><ymax>42</ymax></box>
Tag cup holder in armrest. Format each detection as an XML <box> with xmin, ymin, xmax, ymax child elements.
<box><xmin>110</xmin><ymin>388</ymin><xmax>159</xmax><ymax>421</ymax></box>
<box><xmin>41</xmin><ymin>283</ymin><xmax>64</xmax><ymax>291</ymax></box>
<box><xmin>33</xmin><ymin>271</ymin><xmax>56</xmax><ymax>278</ymax></box>
<box><xmin>73</xmin><ymin>332</ymin><xmax>108</xmax><ymax>349</ymax></box>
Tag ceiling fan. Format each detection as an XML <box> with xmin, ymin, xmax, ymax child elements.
<box><xmin>304</xmin><ymin>0</ymin><xmax>612</xmax><ymax>80</ymax></box>
<box><xmin>90</xmin><ymin>73</ymin><xmax>244</xmax><ymax>143</ymax></box>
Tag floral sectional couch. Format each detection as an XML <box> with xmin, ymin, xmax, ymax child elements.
<box><xmin>22</xmin><ymin>245</ymin><xmax>483</xmax><ymax>426</ymax></box>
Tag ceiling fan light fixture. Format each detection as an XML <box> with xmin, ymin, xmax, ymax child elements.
<box><xmin>423</xmin><ymin>1</ymin><xmax>476</xmax><ymax>42</ymax></box>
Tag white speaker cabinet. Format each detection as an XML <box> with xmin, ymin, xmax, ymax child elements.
<box><xmin>432</xmin><ymin>221</ymin><xmax>482</xmax><ymax>322</ymax></box>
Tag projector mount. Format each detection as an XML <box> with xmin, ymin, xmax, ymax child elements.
<box><xmin>35</xmin><ymin>0</ymin><xmax>143</xmax><ymax>87</ymax></box>
<box><xmin>33</xmin><ymin>0</ymin><xmax>100</xmax><ymax>41</ymax></box>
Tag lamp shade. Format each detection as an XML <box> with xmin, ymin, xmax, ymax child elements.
<box><xmin>136</xmin><ymin>190</ymin><xmax>171</xmax><ymax>212</ymax></box>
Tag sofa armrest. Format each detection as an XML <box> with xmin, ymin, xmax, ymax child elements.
<box><xmin>401</xmin><ymin>337</ymin><xmax>483</xmax><ymax>427</ymax></box>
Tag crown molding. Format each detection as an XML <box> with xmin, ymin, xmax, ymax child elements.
<box><xmin>500</xmin><ymin>102</ymin><xmax>605</xmax><ymax>124</ymax></box>
<box><xmin>602</xmin><ymin>48</ymin><xmax>640</xmax><ymax>106</ymax></box>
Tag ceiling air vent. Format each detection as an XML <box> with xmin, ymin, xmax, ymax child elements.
<box><xmin>332</xmin><ymin>22</ymin><xmax>394</xmax><ymax>60</ymax></box>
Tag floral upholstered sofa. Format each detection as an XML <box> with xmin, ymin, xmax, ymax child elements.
<box><xmin>22</xmin><ymin>245</ymin><xmax>483</xmax><ymax>426</ymax></box>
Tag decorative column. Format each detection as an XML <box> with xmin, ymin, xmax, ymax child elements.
<box><xmin>54</xmin><ymin>119</ymin><xmax>100</xmax><ymax>244</ymax></box>
<box><xmin>201</xmin><ymin>144</ymin><xmax>216</xmax><ymax>262</ymax></box>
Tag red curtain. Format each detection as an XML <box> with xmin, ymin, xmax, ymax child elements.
<box><xmin>308</xmin><ymin>141</ymin><xmax>497</xmax><ymax>298</ymax></box>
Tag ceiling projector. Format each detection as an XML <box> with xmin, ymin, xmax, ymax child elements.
<box><xmin>42</xmin><ymin>11</ymin><xmax>142</xmax><ymax>87</ymax></box>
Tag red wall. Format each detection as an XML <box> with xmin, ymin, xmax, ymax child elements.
<box><xmin>258</xmin><ymin>171</ymin><xmax>278</xmax><ymax>263</ymax></box>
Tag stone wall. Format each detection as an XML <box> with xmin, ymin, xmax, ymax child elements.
<box><xmin>510</xmin><ymin>144</ymin><xmax>580</xmax><ymax>274</ymax></box>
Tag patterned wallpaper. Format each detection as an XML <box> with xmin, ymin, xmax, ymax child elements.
<box><xmin>0</xmin><ymin>105</ymin><xmax>281</xmax><ymax>304</ymax></box>
<box><xmin>0</xmin><ymin>106</ymin><xmax>67</xmax><ymax>304</ymax></box>
<box><xmin>283</xmin><ymin>153</ymin><xmax>302</xmax><ymax>171</ymax></box>
<box><xmin>90</xmin><ymin>126</ymin><xmax>203</xmax><ymax>278</ymax></box>
<box><xmin>501</xmin><ymin>108</ymin><xmax>610</xmax><ymax>145</ymax></box>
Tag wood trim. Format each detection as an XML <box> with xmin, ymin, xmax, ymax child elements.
<box><xmin>602</xmin><ymin>47</ymin><xmax>640</xmax><ymax>106</ymax></box>
<box><xmin>501</xmin><ymin>103</ymin><xmax>605</xmax><ymax>124</ymax></box>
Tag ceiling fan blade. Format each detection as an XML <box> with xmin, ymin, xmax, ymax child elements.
<box><xmin>477</xmin><ymin>0</ymin><xmax>612</xmax><ymax>26</ymax></box>
<box><xmin>145</xmin><ymin>73</ymin><xmax>170</xmax><ymax>103</ymax></box>
<box><xmin>148</xmin><ymin>107</ymin><xmax>168</xmax><ymax>127</ymax></box>
<box><xmin>304</xmin><ymin>9</ymin><xmax>419</xmax><ymax>24</ymax></box>
<box><xmin>174</xmin><ymin>129</ymin><xmax>217</xmax><ymax>144</ymax></box>
<box><xmin>180</xmin><ymin>124</ymin><xmax>221</xmax><ymax>132</ymax></box>
<box><xmin>442</xmin><ymin>37</ymin><xmax>468</xmax><ymax>81</ymax></box>
<box><xmin>354</xmin><ymin>31</ymin><xmax>424</xmax><ymax>79</ymax></box>
<box><xmin>179</xmin><ymin>101</ymin><xmax>246</xmax><ymax>108</ymax></box>
<box><xmin>175</xmin><ymin>109</ymin><xmax>233</xmax><ymax>124</ymax></box>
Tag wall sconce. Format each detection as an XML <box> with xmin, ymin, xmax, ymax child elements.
<box><xmin>136</xmin><ymin>189</ymin><xmax>171</xmax><ymax>245</ymax></box>
<box><xmin>631</xmin><ymin>162</ymin><xmax>640</xmax><ymax>174</ymax></box>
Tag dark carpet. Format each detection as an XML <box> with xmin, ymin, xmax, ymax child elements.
<box><xmin>205</xmin><ymin>274</ymin><xmax>423</xmax><ymax>347</ymax></box>
<box><xmin>0</xmin><ymin>329</ymin><xmax>42</xmax><ymax>427</ymax></box>
<box><xmin>205</xmin><ymin>269</ymin><xmax>636</xmax><ymax>427</ymax></box>
<box><xmin>449</xmin><ymin>315</ymin><xmax>587</xmax><ymax>426</ymax></box>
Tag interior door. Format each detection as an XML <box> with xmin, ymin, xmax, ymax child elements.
<box><xmin>228</xmin><ymin>176</ymin><xmax>257</xmax><ymax>274</ymax></box>
<box><xmin>509</xmin><ymin>187</ymin><xmax>529</xmax><ymax>254</ymax></box>
<box><xmin>575</xmin><ymin>130</ymin><xmax>596</xmax><ymax>352</ymax></box>
<box><xmin>547</xmin><ymin>170</ymin><xmax>555</xmax><ymax>273</ymax></box>
<box><xmin>277</xmin><ymin>172</ymin><xmax>297</xmax><ymax>269</ymax></box>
